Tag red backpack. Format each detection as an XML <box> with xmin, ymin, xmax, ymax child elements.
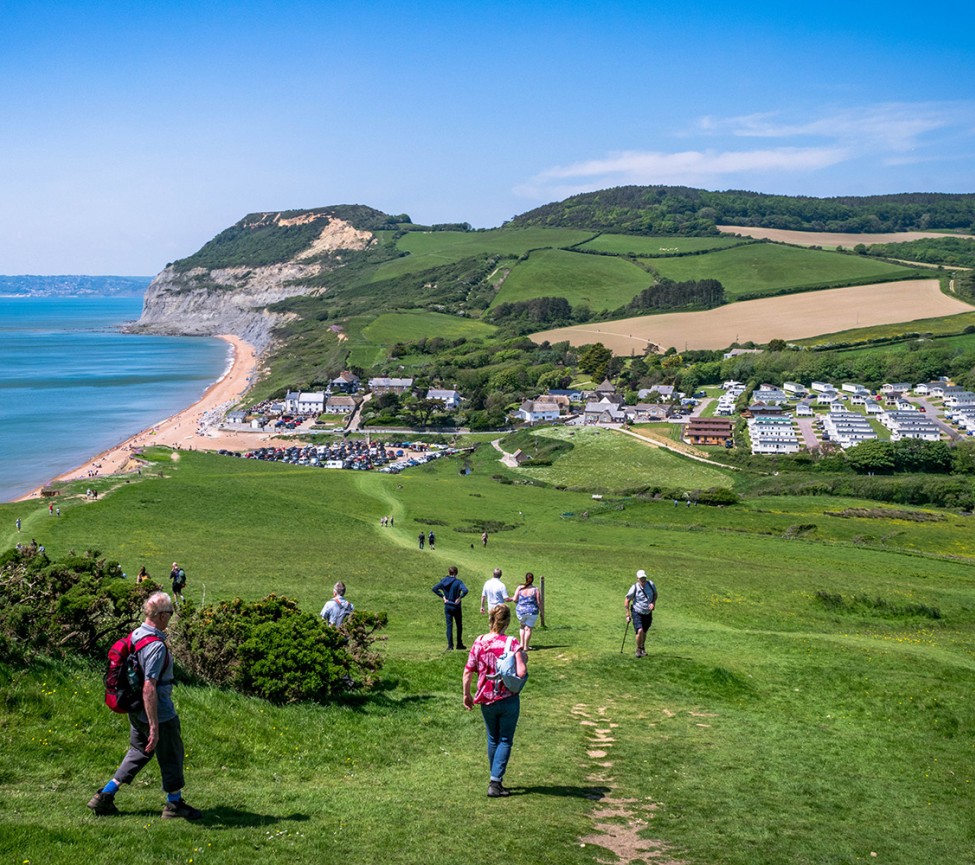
<box><xmin>104</xmin><ymin>632</ymin><xmax>167</xmax><ymax>713</ymax></box>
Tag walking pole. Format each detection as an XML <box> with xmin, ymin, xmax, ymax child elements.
<box><xmin>619</xmin><ymin>618</ymin><xmax>630</xmax><ymax>654</ymax></box>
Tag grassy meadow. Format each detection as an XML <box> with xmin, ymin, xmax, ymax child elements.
<box><xmin>491</xmin><ymin>249</ymin><xmax>651</xmax><ymax>312</ymax></box>
<box><xmin>2</xmin><ymin>433</ymin><xmax>975</xmax><ymax>865</ymax></box>
<box><xmin>577</xmin><ymin>234</ymin><xmax>748</xmax><ymax>256</ymax></box>
<box><xmin>369</xmin><ymin>228</ymin><xmax>597</xmax><ymax>282</ymax></box>
<box><xmin>648</xmin><ymin>244</ymin><xmax>920</xmax><ymax>300</ymax></box>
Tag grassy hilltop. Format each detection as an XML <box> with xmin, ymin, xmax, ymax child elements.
<box><xmin>2</xmin><ymin>431</ymin><xmax>975</xmax><ymax>865</ymax></box>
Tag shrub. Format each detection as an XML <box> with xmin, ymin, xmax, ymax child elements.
<box><xmin>0</xmin><ymin>547</ymin><xmax>152</xmax><ymax>665</ymax></box>
<box><xmin>170</xmin><ymin>594</ymin><xmax>387</xmax><ymax>704</ymax></box>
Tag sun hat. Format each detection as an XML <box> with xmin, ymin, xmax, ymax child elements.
<box><xmin>636</xmin><ymin>569</ymin><xmax>648</xmax><ymax>579</ymax></box>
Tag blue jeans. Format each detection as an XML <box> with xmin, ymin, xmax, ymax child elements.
<box><xmin>480</xmin><ymin>695</ymin><xmax>520</xmax><ymax>782</ymax></box>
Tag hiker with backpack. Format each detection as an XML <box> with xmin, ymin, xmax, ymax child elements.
<box><xmin>463</xmin><ymin>604</ymin><xmax>528</xmax><ymax>798</ymax></box>
<box><xmin>624</xmin><ymin>569</ymin><xmax>657</xmax><ymax>659</ymax></box>
<box><xmin>320</xmin><ymin>581</ymin><xmax>354</xmax><ymax>626</ymax></box>
<box><xmin>88</xmin><ymin>591</ymin><xmax>203</xmax><ymax>821</ymax></box>
<box><xmin>169</xmin><ymin>562</ymin><xmax>186</xmax><ymax>605</ymax></box>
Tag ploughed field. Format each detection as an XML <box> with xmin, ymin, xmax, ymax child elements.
<box><xmin>717</xmin><ymin>225</ymin><xmax>975</xmax><ymax>248</ymax></box>
<box><xmin>532</xmin><ymin>279</ymin><xmax>973</xmax><ymax>352</ymax></box>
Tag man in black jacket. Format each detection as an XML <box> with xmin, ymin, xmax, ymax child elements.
<box><xmin>432</xmin><ymin>565</ymin><xmax>469</xmax><ymax>650</ymax></box>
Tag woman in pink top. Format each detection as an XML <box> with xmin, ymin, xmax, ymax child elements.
<box><xmin>463</xmin><ymin>604</ymin><xmax>527</xmax><ymax>797</ymax></box>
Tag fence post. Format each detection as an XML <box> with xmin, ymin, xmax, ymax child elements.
<box><xmin>540</xmin><ymin>575</ymin><xmax>546</xmax><ymax>628</ymax></box>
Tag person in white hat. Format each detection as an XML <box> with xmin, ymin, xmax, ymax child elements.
<box><xmin>624</xmin><ymin>569</ymin><xmax>657</xmax><ymax>658</ymax></box>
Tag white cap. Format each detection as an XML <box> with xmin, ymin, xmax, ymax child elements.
<box><xmin>636</xmin><ymin>569</ymin><xmax>648</xmax><ymax>579</ymax></box>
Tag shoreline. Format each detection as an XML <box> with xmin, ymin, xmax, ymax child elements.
<box><xmin>15</xmin><ymin>334</ymin><xmax>276</xmax><ymax>502</ymax></box>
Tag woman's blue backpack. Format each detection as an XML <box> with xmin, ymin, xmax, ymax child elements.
<box><xmin>487</xmin><ymin>636</ymin><xmax>528</xmax><ymax>694</ymax></box>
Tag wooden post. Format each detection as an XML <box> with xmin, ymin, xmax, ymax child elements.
<box><xmin>540</xmin><ymin>575</ymin><xmax>546</xmax><ymax>628</ymax></box>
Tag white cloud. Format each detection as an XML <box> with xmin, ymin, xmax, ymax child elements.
<box><xmin>515</xmin><ymin>147</ymin><xmax>847</xmax><ymax>200</ymax></box>
<box><xmin>517</xmin><ymin>101</ymin><xmax>975</xmax><ymax>202</ymax></box>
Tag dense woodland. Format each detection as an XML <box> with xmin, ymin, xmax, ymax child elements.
<box><xmin>509</xmin><ymin>186</ymin><xmax>975</xmax><ymax>234</ymax></box>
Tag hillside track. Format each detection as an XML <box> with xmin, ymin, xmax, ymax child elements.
<box><xmin>532</xmin><ymin>279</ymin><xmax>972</xmax><ymax>353</ymax></box>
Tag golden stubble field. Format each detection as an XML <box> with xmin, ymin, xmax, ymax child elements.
<box><xmin>532</xmin><ymin>279</ymin><xmax>973</xmax><ymax>353</ymax></box>
<box><xmin>716</xmin><ymin>225</ymin><xmax>975</xmax><ymax>247</ymax></box>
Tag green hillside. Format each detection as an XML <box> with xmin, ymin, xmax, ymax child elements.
<box><xmin>3</xmin><ymin>436</ymin><xmax>975</xmax><ymax>865</ymax></box>
<box><xmin>648</xmin><ymin>243</ymin><xmax>923</xmax><ymax>300</ymax></box>
<box><xmin>491</xmin><ymin>249</ymin><xmax>651</xmax><ymax>311</ymax></box>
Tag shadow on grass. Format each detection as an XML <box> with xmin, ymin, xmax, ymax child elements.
<box><xmin>196</xmin><ymin>807</ymin><xmax>311</xmax><ymax>828</ymax></box>
<box><xmin>509</xmin><ymin>785</ymin><xmax>610</xmax><ymax>800</ymax></box>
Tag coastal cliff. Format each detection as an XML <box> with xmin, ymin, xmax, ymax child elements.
<box><xmin>128</xmin><ymin>207</ymin><xmax>388</xmax><ymax>352</ymax></box>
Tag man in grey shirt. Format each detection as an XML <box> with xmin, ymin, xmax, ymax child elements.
<box><xmin>625</xmin><ymin>569</ymin><xmax>658</xmax><ymax>658</ymax></box>
<box><xmin>321</xmin><ymin>581</ymin><xmax>354</xmax><ymax>626</ymax></box>
<box><xmin>87</xmin><ymin>591</ymin><xmax>202</xmax><ymax>820</ymax></box>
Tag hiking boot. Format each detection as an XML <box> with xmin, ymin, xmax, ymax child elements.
<box><xmin>161</xmin><ymin>799</ymin><xmax>203</xmax><ymax>821</ymax></box>
<box><xmin>87</xmin><ymin>790</ymin><xmax>120</xmax><ymax>816</ymax></box>
<box><xmin>457</xmin><ymin>644</ymin><xmax>467</xmax><ymax>651</ymax></box>
<box><xmin>487</xmin><ymin>780</ymin><xmax>510</xmax><ymax>798</ymax></box>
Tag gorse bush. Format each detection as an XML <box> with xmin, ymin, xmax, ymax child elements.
<box><xmin>0</xmin><ymin>546</ymin><xmax>151</xmax><ymax>665</ymax></box>
<box><xmin>170</xmin><ymin>594</ymin><xmax>387</xmax><ymax>704</ymax></box>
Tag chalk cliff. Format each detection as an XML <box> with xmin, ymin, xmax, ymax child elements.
<box><xmin>128</xmin><ymin>208</ymin><xmax>386</xmax><ymax>352</ymax></box>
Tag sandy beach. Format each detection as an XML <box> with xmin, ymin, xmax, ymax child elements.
<box><xmin>16</xmin><ymin>334</ymin><xmax>282</xmax><ymax>501</ymax></box>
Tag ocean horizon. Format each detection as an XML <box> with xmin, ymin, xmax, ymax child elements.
<box><xmin>0</xmin><ymin>295</ymin><xmax>229</xmax><ymax>502</ymax></box>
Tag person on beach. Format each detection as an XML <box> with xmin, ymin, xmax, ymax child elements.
<box><xmin>432</xmin><ymin>566</ymin><xmax>468</xmax><ymax>650</ymax></box>
<box><xmin>481</xmin><ymin>569</ymin><xmax>509</xmax><ymax>615</ymax></box>
<box><xmin>624</xmin><ymin>569</ymin><xmax>657</xmax><ymax>658</ymax></box>
<box><xmin>463</xmin><ymin>604</ymin><xmax>527</xmax><ymax>797</ymax></box>
<box><xmin>320</xmin><ymin>582</ymin><xmax>354</xmax><ymax>626</ymax></box>
<box><xmin>87</xmin><ymin>591</ymin><xmax>203</xmax><ymax>820</ymax></box>
<box><xmin>512</xmin><ymin>573</ymin><xmax>542</xmax><ymax>652</ymax></box>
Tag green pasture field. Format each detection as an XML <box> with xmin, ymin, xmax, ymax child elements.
<box><xmin>490</xmin><ymin>249</ymin><xmax>651</xmax><ymax>312</ymax></box>
<box><xmin>794</xmin><ymin>313</ymin><xmax>975</xmax><ymax>351</ymax></box>
<box><xmin>648</xmin><ymin>243</ymin><xmax>920</xmax><ymax>300</ymax></box>
<box><xmin>362</xmin><ymin>311</ymin><xmax>496</xmax><ymax>345</ymax></box>
<box><xmin>508</xmin><ymin>426</ymin><xmax>732</xmax><ymax>493</ymax></box>
<box><xmin>2</xmin><ymin>434</ymin><xmax>975</xmax><ymax>865</ymax></box>
<box><xmin>369</xmin><ymin>228</ymin><xmax>597</xmax><ymax>282</ymax></box>
<box><xmin>578</xmin><ymin>234</ymin><xmax>747</xmax><ymax>256</ymax></box>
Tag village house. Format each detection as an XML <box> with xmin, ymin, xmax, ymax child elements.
<box><xmin>584</xmin><ymin>399</ymin><xmax>628</xmax><ymax>425</ymax></box>
<box><xmin>810</xmin><ymin>381</ymin><xmax>835</xmax><ymax>394</ymax></box>
<box><xmin>883</xmin><ymin>382</ymin><xmax>913</xmax><ymax>394</ymax></box>
<box><xmin>515</xmin><ymin>400</ymin><xmax>561</xmax><ymax>424</ymax></box>
<box><xmin>783</xmin><ymin>381</ymin><xmax>807</xmax><ymax>397</ymax></box>
<box><xmin>330</xmin><ymin>371</ymin><xmax>361</xmax><ymax>394</ymax></box>
<box><xmin>629</xmin><ymin>403</ymin><xmax>670</xmax><ymax>422</ymax></box>
<box><xmin>325</xmin><ymin>395</ymin><xmax>357</xmax><ymax>415</ymax></box>
<box><xmin>284</xmin><ymin>391</ymin><xmax>325</xmax><ymax>415</ymax></box>
<box><xmin>368</xmin><ymin>377</ymin><xmax>413</xmax><ymax>396</ymax></box>
<box><xmin>795</xmin><ymin>400</ymin><xmax>814</xmax><ymax>417</ymax></box>
<box><xmin>426</xmin><ymin>388</ymin><xmax>462</xmax><ymax>411</ymax></box>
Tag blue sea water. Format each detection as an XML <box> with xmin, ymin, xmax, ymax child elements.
<box><xmin>0</xmin><ymin>296</ymin><xmax>229</xmax><ymax>501</ymax></box>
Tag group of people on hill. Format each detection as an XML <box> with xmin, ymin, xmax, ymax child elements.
<box><xmin>86</xmin><ymin>551</ymin><xmax>656</xmax><ymax>816</ymax></box>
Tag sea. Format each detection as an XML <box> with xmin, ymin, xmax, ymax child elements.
<box><xmin>0</xmin><ymin>295</ymin><xmax>229</xmax><ymax>502</ymax></box>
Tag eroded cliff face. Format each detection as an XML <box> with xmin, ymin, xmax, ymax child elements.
<box><xmin>128</xmin><ymin>215</ymin><xmax>376</xmax><ymax>352</ymax></box>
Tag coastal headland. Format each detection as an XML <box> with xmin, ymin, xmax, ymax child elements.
<box><xmin>15</xmin><ymin>334</ymin><xmax>279</xmax><ymax>501</ymax></box>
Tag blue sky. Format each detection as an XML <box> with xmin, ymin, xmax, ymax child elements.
<box><xmin>2</xmin><ymin>1</ymin><xmax>974</xmax><ymax>274</ymax></box>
